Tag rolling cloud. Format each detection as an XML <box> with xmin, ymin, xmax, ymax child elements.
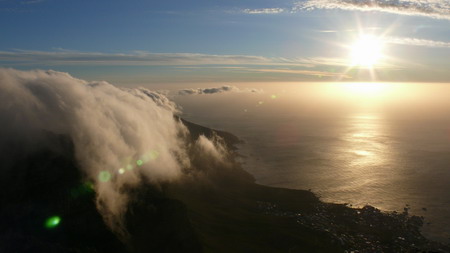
<box><xmin>0</xmin><ymin>68</ymin><xmax>227</xmax><ymax>236</ymax></box>
<box><xmin>295</xmin><ymin>0</ymin><xmax>450</xmax><ymax>20</ymax></box>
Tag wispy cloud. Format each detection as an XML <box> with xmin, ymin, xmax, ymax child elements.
<box><xmin>0</xmin><ymin>0</ymin><xmax>46</xmax><ymax>12</ymax></box>
<box><xmin>384</xmin><ymin>36</ymin><xmax>450</xmax><ymax>48</ymax></box>
<box><xmin>21</xmin><ymin>0</ymin><xmax>45</xmax><ymax>4</ymax></box>
<box><xmin>0</xmin><ymin>49</ymin><xmax>333</xmax><ymax>67</ymax></box>
<box><xmin>295</xmin><ymin>0</ymin><xmax>450</xmax><ymax>20</ymax></box>
<box><xmin>0</xmin><ymin>49</ymin><xmax>369</xmax><ymax>79</ymax></box>
<box><xmin>246</xmin><ymin>68</ymin><xmax>352</xmax><ymax>78</ymax></box>
<box><xmin>242</xmin><ymin>8</ymin><xmax>285</xmax><ymax>14</ymax></box>
<box><xmin>315</xmin><ymin>27</ymin><xmax>381</xmax><ymax>33</ymax></box>
<box><xmin>0</xmin><ymin>49</ymin><xmax>406</xmax><ymax>79</ymax></box>
<box><xmin>174</xmin><ymin>66</ymin><xmax>246</xmax><ymax>70</ymax></box>
<box><xmin>297</xmin><ymin>57</ymin><xmax>350</xmax><ymax>67</ymax></box>
<box><xmin>174</xmin><ymin>65</ymin><xmax>352</xmax><ymax>79</ymax></box>
<box><xmin>174</xmin><ymin>56</ymin><xmax>354</xmax><ymax>68</ymax></box>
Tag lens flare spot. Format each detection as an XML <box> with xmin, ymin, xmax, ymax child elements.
<box><xmin>136</xmin><ymin>160</ymin><xmax>143</xmax><ymax>166</ymax></box>
<box><xmin>118</xmin><ymin>168</ymin><xmax>125</xmax><ymax>174</ymax></box>
<box><xmin>99</xmin><ymin>171</ymin><xmax>111</xmax><ymax>182</ymax></box>
<box><xmin>45</xmin><ymin>216</ymin><xmax>61</xmax><ymax>229</ymax></box>
<box><xmin>85</xmin><ymin>182</ymin><xmax>94</xmax><ymax>190</ymax></box>
<box><xmin>149</xmin><ymin>150</ymin><xmax>159</xmax><ymax>160</ymax></box>
<box><xmin>271</xmin><ymin>95</ymin><xmax>277</xmax><ymax>99</ymax></box>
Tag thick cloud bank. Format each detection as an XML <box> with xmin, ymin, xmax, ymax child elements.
<box><xmin>178</xmin><ymin>85</ymin><xmax>261</xmax><ymax>95</ymax></box>
<box><xmin>0</xmin><ymin>68</ymin><xmax>227</xmax><ymax>236</ymax></box>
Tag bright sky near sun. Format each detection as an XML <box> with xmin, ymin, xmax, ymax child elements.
<box><xmin>0</xmin><ymin>0</ymin><xmax>449</xmax><ymax>84</ymax></box>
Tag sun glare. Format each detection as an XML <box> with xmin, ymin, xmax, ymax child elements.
<box><xmin>343</xmin><ymin>83</ymin><xmax>387</xmax><ymax>96</ymax></box>
<box><xmin>337</xmin><ymin>83</ymin><xmax>395</xmax><ymax>101</ymax></box>
<box><xmin>324</xmin><ymin>82</ymin><xmax>393</xmax><ymax>101</ymax></box>
<box><xmin>350</xmin><ymin>35</ymin><xmax>384</xmax><ymax>68</ymax></box>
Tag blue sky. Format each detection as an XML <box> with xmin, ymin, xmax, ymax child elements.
<box><xmin>1</xmin><ymin>0</ymin><xmax>449</xmax><ymax>85</ymax></box>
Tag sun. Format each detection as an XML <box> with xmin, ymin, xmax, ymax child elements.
<box><xmin>350</xmin><ymin>35</ymin><xmax>384</xmax><ymax>68</ymax></box>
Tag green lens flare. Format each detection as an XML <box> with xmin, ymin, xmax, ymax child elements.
<box><xmin>45</xmin><ymin>216</ymin><xmax>61</xmax><ymax>229</ymax></box>
<box><xmin>85</xmin><ymin>182</ymin><xmax>94</xmax><ymax>190</ymax></box>
<box><xmin>136</xmin><ymin>160</ymin><xmax>143</xmax><ymax>166</ymax></box>
<box><xmin>70</xmin><ymin>182</ymin><xmax>94</xmax><ymax>198</ymax></box>
<box><xmin>99</xmin><ymin>171</ymin><xmax>111</xmax><ymax>182</ymax></box>
<box><xmin>148</xmin><ymin>150</ymin><xmax>159</xmax><ymax>160</ymax></box>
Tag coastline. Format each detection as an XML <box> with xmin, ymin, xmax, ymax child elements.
<box><xmin>179</xmin><ymin>120</ymin><xmax>450</xmax><ymax>252</ymax></box>
<box><xmin>1</xmin><ymin>118</ymin><xmax>449</xmax><ymax>252</ymax></box>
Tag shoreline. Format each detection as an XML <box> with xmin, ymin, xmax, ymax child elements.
<box><xmin>1</xmin><ymin>118</ymin><xmax>448</xmax><ymax>252</ymax></box>
<box><xmin>193</xmin><ymin>120</ymin><xmax>450</xmax><ymax>250</ymax></box>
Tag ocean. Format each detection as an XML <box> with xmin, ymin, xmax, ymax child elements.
<box><xmin>171</xmin><ymin>82</ymin><xmax>450</xmax><ymax>242</ymax></box>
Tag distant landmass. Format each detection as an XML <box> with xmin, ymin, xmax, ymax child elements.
<box><xmin>1</xmin><ymin>118</ymin><xmax>448</xmax><ymax>253</ymax></box>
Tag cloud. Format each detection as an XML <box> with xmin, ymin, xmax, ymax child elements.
<box><xmin>384</xmin><ymin>36</ymin><xmax>450</xmax><ymax>48</ymax></box>
<box><xmin>0</xmin><ymin>0</ymin><xmax>46</xmax><ymax>12</ymax></box>
<box><xmin>0</xmin><ymin>50</ymin><xmax>295</xmax><ymax>66</ymax></box>
<box><xmin>0</xmin><ymin>68</ymin><xmax>229</xmax><ymax>237</ymax></box>
<box><xmin>0</xmin><ymin>49</ymin><xmax>330</xmax><ymax>68</ymax></box>
<box><xmin>242</xmin><ymin>8</ymin><xmax>285</xmax><ymax>14</ymax></box>
<box><xmin>315</xmin><ymin>27</ymin><xmax>381</xmax><ymax>33</ymax></box>
<box><xmin>194</xmin><ymin>135</ymin><xmax>227</xmax><ymax>163</ymax></box>
<box><xmin>21</xmin><ymin>0</ymin><xmax>45</xmax><ymax>4</ymax></box>
<box><xmin>123</xmin><ymin>87</ymin><xmax>180</xmax><ymax>112</ymax></box>
<box><xmin>0</xmin><ymin>49</ymin><xmax>364</xmax><ymax>73</ymax></box>
<box><xmin>245</xmin><ymin>68</ymin><xmax>352</xmax><ymax>78</ymax></box>
<box><xmin>0</xmin><ymin>50</ymin><xmax>404</xmax><ymax>80</ymax></box>
<box><xmin>293</xmin><ymin>57</ymin><xmax>351</xmax><ymax>67</ymax></box>
<box><xmin>295</xmin><ymin>0</ymin><xmax>450</xmax><ymax>20</ymax></box>
<box><xmin>178</xmin><ymin>85</ymin><xmax>262</xmax><ymax>95</ymax></box>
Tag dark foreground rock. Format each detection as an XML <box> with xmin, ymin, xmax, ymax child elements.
<box><xmin>0</xmin><ymin>120</ymin><xmax>449</xmax><ymax>253</ymax></box>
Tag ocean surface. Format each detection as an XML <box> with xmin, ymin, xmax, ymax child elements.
<box><xmin>170</xmin><ymin>82</ymin><xmax>450</xmax><ymax>242</ymax></box>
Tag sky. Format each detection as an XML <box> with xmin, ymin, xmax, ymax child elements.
<box><xmin>1</xmin><ymin>0</ymin><xmax>449</xmax><ymax>85</ymax></box>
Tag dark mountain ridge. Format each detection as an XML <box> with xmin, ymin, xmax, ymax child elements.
<box><xmin>0</xmin><ymin>119</ymin><xmax>448</xmax><ymax>253</ymax></box>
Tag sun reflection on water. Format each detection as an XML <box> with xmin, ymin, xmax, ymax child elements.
<box><xmin>352</xmin><ymin>150</ymin><xmax>372</xmax><ymax>156</ymax></box>
<box><xmin>323</xmin><ymin>113</ymin><xmax>399</xmax><ymax>211</ymax></box>
<box><xmin>345</xmin><ymin>114</ymin><xmax>390</xmax><ymax>167</ymax></box>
